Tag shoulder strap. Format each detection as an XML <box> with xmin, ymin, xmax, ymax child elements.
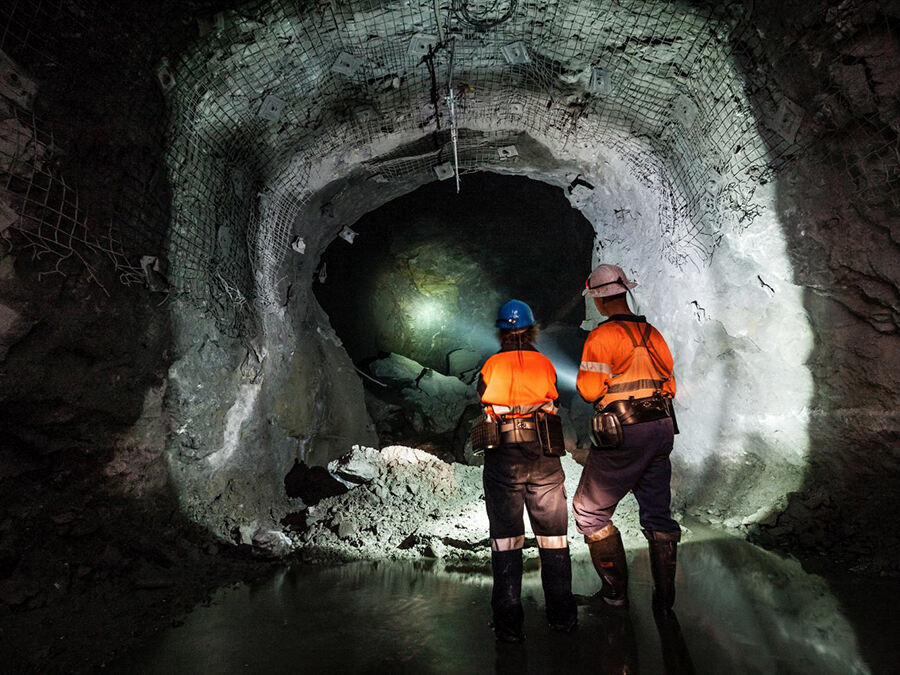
<box><xmin>617</xmin><ymin>321</ymin><xmax>641</xmax><ymax>348</ymax></box>
<box><xmin>619</xmin><ymin>321</ymin><xmax>669</xmax><ymax>381</ymax></box>
<box><xmin>642</xmin><ymin>325</ymin><xmax>671</xmax><ymax>380</ymax></box>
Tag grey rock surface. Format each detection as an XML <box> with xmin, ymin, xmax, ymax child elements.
<box><xmin>369</xmin><ymin>353</ymin><xmax>474</xmax><ymax>434</ymax></box>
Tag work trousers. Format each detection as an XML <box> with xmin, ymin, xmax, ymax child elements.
<box><xmin>483</xmin><ymin>442</ymin><xmax>569</xmax><ymax>549</ymax></box>
<box><xmin>573</xmin><ymin>417</ymin><xmax>680</xmax><ymax>535</ymax></box>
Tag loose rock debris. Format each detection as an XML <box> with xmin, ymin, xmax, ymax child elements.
<box><xmin>287</xmin><ymin>445</ymin><xmax>651</xmax><ymax>563</ymax></box>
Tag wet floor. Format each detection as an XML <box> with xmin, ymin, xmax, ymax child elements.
<box><xmin>126</xmin><ymin>529</ymin><xmax>893</xmax><ymax>674</ymax></box>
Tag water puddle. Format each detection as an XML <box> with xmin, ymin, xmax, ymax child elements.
<box><xmin>127</xmin><ymin>531</ymin><xmax>877</xmax><ymax>674</ymax></box>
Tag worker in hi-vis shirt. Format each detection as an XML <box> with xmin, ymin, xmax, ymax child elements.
<box><xmin>475</xmin><ymin>299</ymin><xmax>577</xmax><ymax>642</ymax></box>
<box><xmin>573</xmin><ymin>264</ymin><xmax>682</xmax><ymax>612</ymax></box>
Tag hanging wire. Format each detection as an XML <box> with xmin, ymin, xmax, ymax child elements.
<box><xmin>446</xmin><ymin>37</ymin><xmax>461</xmax><ymax>193</ymax></box>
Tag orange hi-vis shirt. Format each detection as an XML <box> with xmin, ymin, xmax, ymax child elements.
<box><xmin>478</xmin><ymin>346</ymin><xmax>559</xmax><ymax>417</ymax></box>
<box><xmin>577</xmin><ymin>315</ymin><xmax>676</xmax><ymax>407</ymax></box>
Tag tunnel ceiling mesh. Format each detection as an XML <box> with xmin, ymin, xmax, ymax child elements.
<box><xmin>1</xmin><ymin>0</ymin><xmax>898</xmax><ymax>335</ymax></box>
<box><xmin>162</xmin><ymin>0</ymin><xmax>801</xmax><ymax>326</ymax></box>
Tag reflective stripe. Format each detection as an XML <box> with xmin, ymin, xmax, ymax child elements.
<box><xmin>580</xmin><ymin>361</ymin><xmax>612</xmax><ymax>374</ymax></box>
<box><xmin>584</xmin><ymin>523</ymin><xmax>618</xmax><ymax>543</ymax></box>
<box><xmin>606</xmin><ymin>378</ymin><xmax>665</xmax><ymax>394</ymax></box>
<box><xmin>491</xmin><ymin>535</ymin><xmax>525</xmax><ymax>551</ymax></box>
<box><xmin>536</xmin><ymin>535</ymin><xmax>568</xmax><ymax>549</ymax></box>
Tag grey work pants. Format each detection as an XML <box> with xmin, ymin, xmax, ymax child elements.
<box><xmin>483</xmin><ymin>443</ymin><xmax>569</xmax><ymax>547</ymax></box>
<box><xmin>572</xmin><ymin>417</ymin><xmax>680</xmax><ymax>536</ymax></box>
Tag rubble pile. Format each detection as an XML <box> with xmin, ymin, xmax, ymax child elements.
<box><xmin>290</xmin><ymin>445</ymin><xmax>650</xmax><ymax>563</ymax></box>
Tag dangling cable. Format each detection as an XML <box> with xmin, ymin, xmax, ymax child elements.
<box><xmin>446</xmin><ymin>36</ymin><xmax>461</xmax><ymax>193</ymax></box>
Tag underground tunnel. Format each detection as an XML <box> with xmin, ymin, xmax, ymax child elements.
<box><xmin>313</xmin><ymin>172</ymin><xmax>594</xmax><ymax>455</ymax></box>
<box><xmin>0</xmin><ymin>0</ymin><xmax>898</xmax><ymax>672</ymax></box>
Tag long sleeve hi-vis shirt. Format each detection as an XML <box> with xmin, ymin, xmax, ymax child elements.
<box><xmin>477</xmin><ymin>345</ymin><xmax>559</xmax><ymax>418</ymax></box>
<box><xmin>577</xmin><ymin>314</ymin><xmax>676</xmax><ymax>407</ymax></box>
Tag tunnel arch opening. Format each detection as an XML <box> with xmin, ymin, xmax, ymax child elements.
<box><xmin>312</xmin><ymin>171</ymin><xmax>594</xmax><ymax>372</ymax></box>
<box><xmin>310</xmin><ymin>170</ymin><xmax>596</xmax><ymax>453</ymax></box>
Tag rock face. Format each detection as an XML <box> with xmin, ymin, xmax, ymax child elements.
<box><xmin>369</xmin><ymin>352</ymin><xmax>473</xmax><ymax>434</ymax></box>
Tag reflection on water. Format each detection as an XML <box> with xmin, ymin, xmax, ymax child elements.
<box><xmin>129</xmin><ymin>532</ymin><xmax>874</xmax><ymax>674</ymax></box>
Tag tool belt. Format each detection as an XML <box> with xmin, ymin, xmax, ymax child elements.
<box><xmin>470</xmin><ymin>415</ymin><xmax>501</xmax><ymax>453</ymax></box>
<box><xmin>471</xmin><ymin>411</ymin><xmax>565</xmax><ymax>457</ymax></box>
<box><xmin>590</xmin><ymin>395</ymin><xmax>672</xmax><ymax>449</ymax></box>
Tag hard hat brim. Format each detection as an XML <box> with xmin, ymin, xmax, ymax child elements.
<box><xmin>582</xmin><ymin>280</ymin><xmax>638</xmax><ymax>297</ymax></box>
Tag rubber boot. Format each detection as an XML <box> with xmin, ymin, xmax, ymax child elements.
<box><xmin>538</xmin><ymin>547</ymin><xmax>578</xmax><ymax>632</ymax></box>
<box><xmin>644</xmin><ymin>529</ymin><xmax>680</xmax><ymax>611</ymax></box>
<box><xmin>490</xmin><ymin>549</ymin><xmax>525</xmax><ymax>642</ymax></box>
<box><xmin>586</xmin><ymin>525</ymin><xmax>628</xmax><ymax>608</ymax></box>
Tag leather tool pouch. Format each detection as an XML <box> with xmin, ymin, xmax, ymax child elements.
<box><xmin>591</xmin><ymin>411</ymin><xmax>623</xmax><ymax>449</ymax></box>
<box><xmin>470</xmin><ymin>415</ymin><xmax>501</xmax><ymax>453</ymax></box>
<box><xmin>536</xmin><ymin>413</ymin><xmax>566</xmax><ymax>457</ymax></box>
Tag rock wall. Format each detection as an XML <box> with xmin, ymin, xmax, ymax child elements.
<box><xmin>740</xmin><ymin>0</ymin><xmax>900</xmax><ymax>564</ymax></box>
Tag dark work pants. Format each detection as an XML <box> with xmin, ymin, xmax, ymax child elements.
<box><xmin>483</xmin><ymin>443</ymin><xmax>569</xmax><ymax>545</ymax></box>
<box><xmin>573</xmin><ymin>417</ymin><xmax>680</xmax><ymax>535</ymax></box>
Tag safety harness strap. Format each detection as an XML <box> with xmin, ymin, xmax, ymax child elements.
<box><xmin>617</xmin><ymin>321</ymin><xmax>670</xmax><ymax>383</ymax></box>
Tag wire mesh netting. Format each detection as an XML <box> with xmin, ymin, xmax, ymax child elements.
<box><xmin>0</xmin><ymin>0</ymin><xmax>160</xmax><ymax>295</ymax></box>
<box><xmin>0</xmin><ymin>97</ymin><xmax>144</xmax><ymax>291</ymax></box>
<box><xmin>161</xmin><ymin>0</ymin><xmax>803</xmax><ymax>313</ymax></box>
<box><xmin>1</xmin><ymin>0</ymin><xmax>897</xmax><ymax>335</ymax></box>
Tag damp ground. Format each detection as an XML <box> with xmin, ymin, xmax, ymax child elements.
<box><xmin>121</xmin><ymin>525</ymin><xmax>895</xmax><ymax>675</ymax></box>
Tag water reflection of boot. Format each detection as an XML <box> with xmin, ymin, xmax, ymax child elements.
<box><xmin>597</xmin><ymin>612</ymin><xmax>638</xmax><ymax>675</ymax></box>
<box><xmin>494</xmin><ymin>640</ymin><xmax>528</xmax><ymax>674</ymax></box>
<box><xmin>491</xmin><ymin>549</ymin><xmax>525</xmax><ymax>642</ymax></box>
<box><xmin>644</xmin><ymin>529</ymin><xmax>680</xmax><ymax>610</ymax></box>
<box><xmin>654</xmin><ymin>608</ymin><xmax>695</xmax><ymax>675</ymax></box>
<box><xmin>587</xmin><ymin>526</ymin><xmax>629</xmax><ymax>608</ymax></box>
<box><xmin>539</xmin><ymin>547</ymin><xmax>578</xmax><ymax>632</ymax></box>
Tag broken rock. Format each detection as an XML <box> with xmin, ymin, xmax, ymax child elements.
<box><xmin>328</xmin><ymin>445</ymin><xmax>381</xmax><ymax>484</ymax></box>
<box><xmin>252</xmin><ymin>528</ymin><xmax>293</xmax><ymax>557</ymax></box>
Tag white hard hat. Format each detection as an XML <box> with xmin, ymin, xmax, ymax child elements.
<box><xmin>582</xmin><ymin>264</ymin><xmax>638</xmax><ymax>297</ymax></box>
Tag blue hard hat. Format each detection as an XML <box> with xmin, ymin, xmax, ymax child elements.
<box><xmin>496</xmin><ymin>299</ymin><xmax>535</xmax><ymax>329</ymax></box>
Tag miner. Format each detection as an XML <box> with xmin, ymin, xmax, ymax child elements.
<box><xmin>573</xmin><ymin>264</ymin><xmax>681</xmax><ymax>611</ymax></box>
<box><xmin>472</xmin><ymin>299</ymin><xmax>577</xmax><ymax>642</ymax></box>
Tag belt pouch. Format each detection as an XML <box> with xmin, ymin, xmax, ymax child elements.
<box><xmin>537</xmin><ymin>413</ymin><xmax>566</xmax><ymax>457</ymax></box>
<box><xmin>590</xmin><ymin>411</ymin><xmax>623</xmax><ymax>449</ymax></box>
<box><xmin>470</xmin><ymin>415</ymin><xmax>501</xmax><ymax>453</ymax></box>
<box><xmin>666</xmin><ymin>398</ymin><xmax>680</xmax><ymax>435</ymax></box>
